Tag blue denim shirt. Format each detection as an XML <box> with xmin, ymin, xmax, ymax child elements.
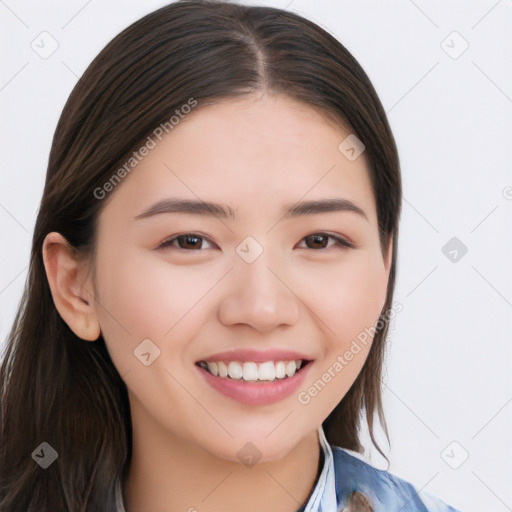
<box><xmin>305</xmin><ymin>427</ymin><xmax>461</xmax><ymax>511</ymax></box>
<box><xmin>115</xmin><ymin>427</ymin><xmax>461</xmax><ymax>511</ymax></box>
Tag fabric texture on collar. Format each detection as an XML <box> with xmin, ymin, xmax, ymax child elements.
<box><xmin>303</xmin><ymin>426</ymin><xmax>336</xmax><ymax>511</ymax></box>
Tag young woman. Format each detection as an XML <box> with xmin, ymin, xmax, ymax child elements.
<box><xmin>0</xmin><ymin>1</ymin><xmax>461</xmax><ymax>511</ymax></box>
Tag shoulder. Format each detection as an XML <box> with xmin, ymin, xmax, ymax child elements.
<box><xmin>331</xmin><ymin>446</ymin><xmax>462</xmax><ymax>512</ymax></box>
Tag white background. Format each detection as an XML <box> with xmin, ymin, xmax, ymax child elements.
<box><xmin>1</xmin><ymin>1</ymin><xmax>511</xmax><ymax>511</ymax></box>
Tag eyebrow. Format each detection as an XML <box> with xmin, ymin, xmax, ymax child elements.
<box><xmin>134</xmin><ymin>197</ymin><xmax>368</xmax><ymax>221</ymax></box>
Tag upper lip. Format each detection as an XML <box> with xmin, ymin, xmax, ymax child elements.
<box><xmin>196</xmin><ymin>348</ymin><xmax>314</xmax><ymax>363</ymax></box>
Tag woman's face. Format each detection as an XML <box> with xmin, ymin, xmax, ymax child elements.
<box><xmin>91</xmin><ymin>92</ymin><xmax>391</xmax><ymax>462</ymax></box>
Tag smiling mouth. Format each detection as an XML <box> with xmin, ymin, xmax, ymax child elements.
<box><xmin>196</xmin><ymin>359</ymin><xmax>311</xmax><ymax>382</ymax></box>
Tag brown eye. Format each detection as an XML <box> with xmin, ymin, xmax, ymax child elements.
<box><xmin>177</xmin><ymin>234</ymin><xmax>203</xmax><ymax>249</ymax></box>
<box><xmin>305</xmin><ymin>234</ymin><xmax>329</xmax><ymax>249</ymax></box>
<box><xmin>300</xmin><ymin>233</ymin><xmax>354</xmax><ymax>250</ymax></box>
<box><xmin>158</xmin><ymin>233</ymin><xmax>214</xmax><ymax>251</ymax></box>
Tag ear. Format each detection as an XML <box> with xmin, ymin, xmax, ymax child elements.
<box><xmin>42</xmin><ymin>232</ymin><xmax>101</xmax><ymax>341</ymax></box>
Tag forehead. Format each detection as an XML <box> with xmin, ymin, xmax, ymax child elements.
<box><xmin>100</xmin><ymin>93</ymin><xmax>376</xmax><ymax>225</ymax></box>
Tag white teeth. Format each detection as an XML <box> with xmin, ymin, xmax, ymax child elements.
<box><xmin>242</xmin><ymin>362</ymin><xmax>258</xmax><ymax>381</ymax></box>
<box><xmin>228</xmin><ymin>361</ymin><xmax>243</xmax><ymax>380</ymax></box>
<box><xmin>209</xmin><ymin>361</ymin><xmax>218</xmax><ymax>376</ymax></box>
<box><xmin>204</xmin><ymin>359</ymin><xmax>305</xmax><ymax>381</ymax></box>
<box><xmin>285</xmin><ymin>360</ymin><xmax>297</xmax><ymax>377</ymax></box>
<box><xmin>275</xmin><ymin>361</ymin><xmax>286</xmax><ymax>379</ymax></box>
<box><xmin>218</xmin><ymin>361</ymin><xmax>228</xmax><ymax>378</ymax></box>
<box><xmin>258</xmin><ymin>361</ymin><xmax>276</xmax><ymax>381</ymax></box>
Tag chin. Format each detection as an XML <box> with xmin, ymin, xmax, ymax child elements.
<box><xmin>196</xmin><ymin>425</ymin><xmax>310</xmax><ymax>466</ymax></box>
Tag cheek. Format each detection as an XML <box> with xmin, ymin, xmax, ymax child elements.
<box><xmin>295</xmin><ymin>253</ymin><xmax>387</xmax><ymax>417</ymax></box>
<box><xmin>93</xmin><ymin>246</ymin><xmax>220</xmax><ymax>372</ymax></box>
<box><xmin>299</xmin><ymin>250</ymin><xmax>387</xmax><ymax>345</ymax></box>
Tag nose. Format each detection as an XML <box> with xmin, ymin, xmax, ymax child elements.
<box><xmin>217</xmin><ymin>250</ymin><xmax>300</xmax><ymax>332</ymax></box>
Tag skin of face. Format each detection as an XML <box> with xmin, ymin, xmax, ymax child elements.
<box><xmin>44</xmin><ymin>91</ymin><xmax>392</xmax><ymax>511</ymax></box>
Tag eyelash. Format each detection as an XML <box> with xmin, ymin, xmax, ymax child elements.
<box><xmin>157</xmin><ymin>232</ymin><xmax>355</xmax><ymax>251</ymax></box>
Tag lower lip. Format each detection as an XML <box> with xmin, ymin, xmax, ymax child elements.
<box><xmin>196</xmin><ymin>363</ymin><xmax>312</xmax><ymax>406</ymax></box>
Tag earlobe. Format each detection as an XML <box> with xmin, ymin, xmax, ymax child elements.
<box><xmin>42</xmin><ymin>232</ymin><xmax>101</xmax><ymax>341</ymax></box>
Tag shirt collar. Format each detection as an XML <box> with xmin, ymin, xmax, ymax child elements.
<box><xmin>303</xmin><ymin>425</ymin><xmax>337</xmax><ymax>512</ymax></box>
<box><xmin>115</xmin><ymin>426</ymin><xmax>336</xmax><ymax>512</ymax></box>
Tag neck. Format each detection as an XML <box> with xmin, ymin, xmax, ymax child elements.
<box><xmin>124</xmin><ymin>404</ymin><xmax>321</xmax><ymax>512</ymax></box>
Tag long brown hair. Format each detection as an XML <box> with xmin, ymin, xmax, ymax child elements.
<box><xmin>0</xmin><ymin>1</ymin><xmax>401</xmax><ymax>510</ymax></box>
